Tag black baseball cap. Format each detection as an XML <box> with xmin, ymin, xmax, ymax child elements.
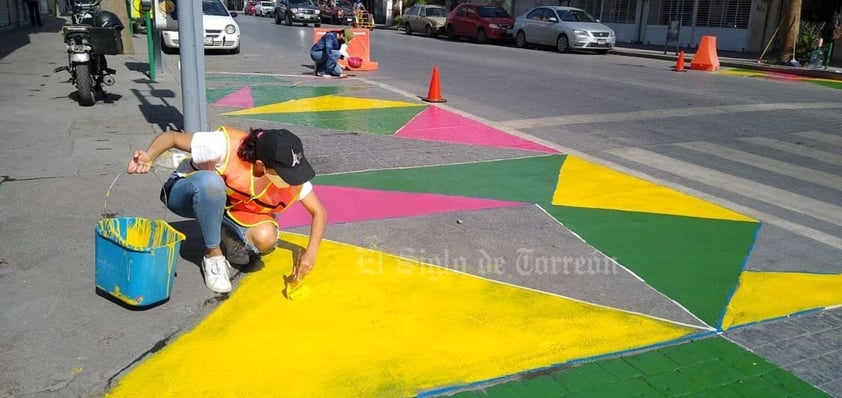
<box><xmin>255</xmin><ymin>129</ymin><xmax>315</xmax><ymax>185</ymax></box>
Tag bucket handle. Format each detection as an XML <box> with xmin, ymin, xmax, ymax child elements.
<box><xmin>102</xmin><ymin>171</ymin><xmax>169</xmax><ymax>221</ymax></box>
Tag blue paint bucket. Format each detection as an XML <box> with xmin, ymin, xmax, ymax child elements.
<box><xmin>94</xmin><ymin>217</ymin><xmax>185</xmax><ymax>307</ymax></box>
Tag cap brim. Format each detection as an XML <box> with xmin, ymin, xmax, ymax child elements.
<box><xmin>273</xmin><ymin>157</ymin><xmax>315</xmax><ymax>186</ymax></box>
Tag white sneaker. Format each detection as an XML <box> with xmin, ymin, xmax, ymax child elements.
<box><xmin>221</xmin><ymin>227</ymin><xmax>251</xmax><ymax>266</ymax></box>
<box><xmin>202</xmin><ymin>255</ymin><xmax>232</xmax><ymax>293</ymax></box>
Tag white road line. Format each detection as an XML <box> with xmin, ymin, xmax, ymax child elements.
<box><xmin>499</xmin><ymin>103</ymin><xmax>842</xmax><ymax>129</ymax></box>
<box><xmin>794</xmin><ymin>131</ymin><xmax>842</xmax><ymax>148</ymax></box>
<box><xmin>607</xmin><ymin>147</ymin><xmax>842</xmax><ymax>227</ymax></box>
<box><xmin>740</xmin><ymin>136</ymin><xmax>842</xmax><ymax>166</ymax></box>
<box><xmin>675</xmin><ymin>141</ymin><xmax>842</xmax><ymax>191</ymax></box>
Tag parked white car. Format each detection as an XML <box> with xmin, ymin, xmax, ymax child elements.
<box><xmin>256</xmin><ymin>1</ymin><xmax>275</xmax><ymax>16</ymax></box>
<box><xmin>161</xmin><ymin>0</ymin><xmax>241</xmax><ymax>54</ymax></box>
<box><xmin>512</xmin><ymin>6</ymin><xmax>614</xmax><ymax>54</ymax></box>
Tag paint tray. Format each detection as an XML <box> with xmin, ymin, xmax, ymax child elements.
<box><xmin>95</xmin><ymin>217</ymin><xmax>185</xmax><ymax>308</ymax></box>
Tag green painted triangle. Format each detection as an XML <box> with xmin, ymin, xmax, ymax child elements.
<box><xmin>541</xmin><ymin>206</ymin><xmax>759</xmax><ymax>326</ymax></box>
<box><xmin>206</xmin><ymin>87</ymin><xmax>239</xmax><ymax>104</ymax></box>
<box><xmin>228</xmin><ymin>106</ymin><xmax>427</xmax><ymax>135</ymax></box>
<box><xmin>314</xmin><ymin>155</ymin><xmax>567</xmax><ymax>203</ymax></box>
<box><xmin>249</xmin><ymin>86</ymin><xmax>344</xmax><ymax>107</ymax></box>
<box><xmin>445</xmin><ymin>337</ymin><xmax>823</xmax><ymax>398</ymax></box>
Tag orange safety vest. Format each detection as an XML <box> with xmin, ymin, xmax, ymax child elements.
<box><xmin>218</xmin><ymin>127</ymin><xmax>303</xmax><ymax>227</ymax></box>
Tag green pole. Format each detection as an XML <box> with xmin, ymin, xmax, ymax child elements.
<box><xmin>126</xmin><ymin>1</ymin><xmax>134</xmax><ymax>34</ymax></box>
<box><xmin>825</xmin><ymin>42</ymin><xmax>833</xmax><ymax>70</ymax></box>
<box><xmin>145</xmin><ymin>11</ymin><xmax>155</xmax><ymax>80</ymax></box>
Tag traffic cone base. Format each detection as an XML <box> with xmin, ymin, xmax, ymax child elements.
<box><xmin>422</xmin><ymin>66</ymin><xmax>447</xmax><ymax>103</ymax></box>
<box><xmin>672</xmin><ymin>50</ymin><xmax>687</xmax><ymax>72</ymax></box>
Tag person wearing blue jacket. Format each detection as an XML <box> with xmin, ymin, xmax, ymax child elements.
<box><xmin>310</xmin><ymin>28</ymin><xmax>354</xmax><ymax>77</ymax></box>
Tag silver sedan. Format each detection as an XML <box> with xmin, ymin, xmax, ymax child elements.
<box><xmin>512</xmin><ymin>6</ymin><xmax>615</xmax><ymax>54</ymax></box>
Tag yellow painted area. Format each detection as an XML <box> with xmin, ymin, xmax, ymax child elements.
<box><xmin>552</xmin><ymin>155</ymin><xmax>755</xmax><ymax>222</ymax></box>
<box><xmin>108</xmin><ymin>234</ymin><xmax>699</xmax><ymax>397</ymax></box>
<box><xmin>721</xmin><ymin>271</ymin><xmax>842</xmax><ymax>330</ymax></box>
<box><xmin>222</xmin><ymin>95</ymin><xmax>421</xmax><ymax>116</ymax></box>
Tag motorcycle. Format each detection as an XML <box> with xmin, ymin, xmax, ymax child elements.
<box><xmin>54</xmin><ymin>0</ymin><xmax>125</xmax><ymax>106</ymax></box>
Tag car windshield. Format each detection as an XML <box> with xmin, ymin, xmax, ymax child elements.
<box><xmin>203</xmin><ymin>0</ymin><xmax>229</xmax><ymax>16</ymax></box>
<box><xmin>559</xmin><ymin>9</ymin><xmax>597</xmax><ymax>22</ymax></box>
<box><xmin>426</xmin><ymin>7</ymin><xmax>447</xmax><ymax>17</ymax></box>
<box><xmin>290</xmin><ymin>0</ymin><xmax>316</xmax><ymax>5</ymax></box>
<box><xmin>477</xmin><ymin>6</ymin><xmax>509</xmax><ymax>18</ymax></box>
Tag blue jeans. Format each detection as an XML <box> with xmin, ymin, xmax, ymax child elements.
<box><xmin>162</xmin><ymin>171</ymin><xmax>258</xmax><ymax>254</ymax></box>
<box><xmin>310</xmin><ymin>48</ymin><xmax>343</xmax><ymax>76</ymax></box>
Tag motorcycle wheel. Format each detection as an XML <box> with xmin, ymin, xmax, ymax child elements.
<box><xmin>75</xmin><ymin>63</ymin><xmax>96</xmax><ymax>107</ymax></box>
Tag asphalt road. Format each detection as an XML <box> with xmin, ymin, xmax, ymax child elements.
<box><xmin>229</xmin><ymin>13</ymin><xmax>842</xmax><ymax>274</ymax></box>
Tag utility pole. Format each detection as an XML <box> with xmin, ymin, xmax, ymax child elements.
<box><xmin>102</xmin><ymin>0</ymin><xmax>136</xmax><ymax>54</ymax></box>
<box><xmin>779</xmin><ymin>0</ymin><xmax>802</xmax><ymax>64</ymax></box>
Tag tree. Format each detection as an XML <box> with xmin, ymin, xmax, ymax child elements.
<box><xmin>102</xmin><ymin>0</ymin><xmax>136</xmax><ymax>54</ymax></box>
<box><xmin>778</xmin><ymin>0</ymin><xmax>801</xmax><ymax>64</ymax></box>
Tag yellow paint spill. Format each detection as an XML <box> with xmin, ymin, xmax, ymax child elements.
<box><xmin>222</xmin><ymin>95</ymin><xmax>421</xmax><ymax>116</ymax></box>
<box><xmin>552</xmin><ymin>155</ymin><xmax>755</xmax><ymax>222</ymax></box>
<box><xmin>107</xmin><ymin>234</ymin><xmax>699</xmax><ymax>397</ymax></box>
<box><xmin>721</xmin><ymin>271</ymin><xmax>842</xmax><ymax>330</ymax></box>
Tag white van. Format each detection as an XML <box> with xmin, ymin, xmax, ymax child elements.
<box><xmin>160</xmin><ymin>0</ymin><xmax>241</xmax><ymax>54</ymax></box>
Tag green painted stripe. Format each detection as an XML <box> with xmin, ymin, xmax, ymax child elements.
<box><xmin>206</xmin><ymin>74</ymin><xmax>289</xmax><ymax>83</ymax></box>
<box><xmin>439</xmin><ymin>337</ymin><xmax>827</xmax><ymax>397</ymax></box>
<box><xmin>541</xmin><ymin>206</ymin><xmax>759</xmax><ymax>326</ymax></box>
<box><xmin>249</xmin><ymin>86</ymin><xmax>343</xmax><ymax>107</ymax></box>
<box><xmin>229</xmin><ymin>106</ymin><xmax>427</xmax><ymax>135</ymax></box>
<box><xmin>811</xmin><ymin>80</ymin><xmax>842</xmax><ymax>90</ymax></box>
<box><xmin>314</xmin><ymin>155</ymin><xmax>567</xmax><ymax>203</ymax></box>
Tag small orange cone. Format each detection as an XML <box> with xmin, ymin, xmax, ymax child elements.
<box><xmin>422</xmin><ymin>66</ymin><xmax>446</xmax><ymax>103</ymax></box>
<box><xmin>672</xmin><ymin>51</ymin><xmax>687</xmax><ymax>72</ymax></box>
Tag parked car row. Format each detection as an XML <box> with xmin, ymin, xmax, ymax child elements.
<box><xmin>404</xmin><ymin>4</ymin><xmax>615</xmax><ymax>54</ymax></box>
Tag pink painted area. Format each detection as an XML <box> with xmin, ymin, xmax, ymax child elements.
<box><xmin>214</xmin><ymin>86</ymin><xmax>254</xmax><ymax>108</ymax></box>
<box><xmin>395</xmin><ymin>106</ymin><xmax>558</xmax><ymax>153</ymax></box>
<box><xmin>276</xmin><ymin>185</ymin><xmax>527</xmax><ymax>228</ymax></box>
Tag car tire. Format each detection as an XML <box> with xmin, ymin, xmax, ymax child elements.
<box><xmin>446</xmin><ymin>25</ymin><xmax>458</xmax><ymax>41</ymax></box>
<box><xmin>425</xmin><ymin>24</ymin><xmax>435</xmax><ymax>37</ymax></box>
<box><xmin>596</xmin><ymin>49</ymin><xmax>609</xmax><ymax>55</ymax></box>
<box><xmin>315</xmin><ymin>23</ymin><xmax>320</xmax><ymax>27</ymax></box>
<box><xmin>404</xmin><ymin>22</ymin><xmax>412</xmax><ymax>35</ymax></box>
<box><xmin>476</xmin><ymin>28</ymin><xmax>488</xmax><ymax>44</ymax></box>
<box><xmin>230</xmin><ymin>46</ymin><xmax>240</xmax><ymax>55</ymax></box>
<box><xmin>556</xmin><ymin>34</ymin><xmax>570</xmax><ymax>53</ymax></box>
<box><xmin>515</xmin><ymin>30</ymin><xmax>527</xmax><ymax>48</ymax></box>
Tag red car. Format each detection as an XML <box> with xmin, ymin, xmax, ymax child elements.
<box><xmin>244</xmin><ymin>0</ymin><xmax>258</xmax><ymax>15</ymax></box>
<box><xmin>445</xmin><ymin>3</ymin><xmax>513</xmax><ymax>44</ymax></box>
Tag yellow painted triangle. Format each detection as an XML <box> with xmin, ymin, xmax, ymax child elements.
<box><xmin>552</xmin><ymin>155</ymin><xmax>755</xmax><ymax>222</ymax></box>
<box><xmin>107</xmin><ymin>234</ymin><xmax>700</xmax><ymax>397</ymax></box>
<box><xmin>721</xmin><ymin>271</ymin><xmax>842</xmax><ymax>330</ymax></box>
<box><xmin>222</xmin><ymin>95</ymin><xmax>421</xmax><ymax>116</ymax></box>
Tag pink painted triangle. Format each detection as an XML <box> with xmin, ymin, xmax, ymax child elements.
<box><xmin>276</xmin><ymin>185</ymin><xmax>528</xmax><ymax>228</ymax></box>
<box><xmin>213</xmin><ymin>86</ymin><xmax>254</xmax><ymax>108</ymax></box>
<box><xmin>395</xmin><ymin>106</ymin><xmax>558</xmax><ymax>153</ymax></box>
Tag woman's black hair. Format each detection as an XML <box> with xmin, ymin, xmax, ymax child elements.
<box><xmin>237</xmin><ymin>128</ymin><xmax>262</xmax><ymax>163</ymax></box>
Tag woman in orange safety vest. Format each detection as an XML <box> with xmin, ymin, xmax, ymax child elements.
<box><xmin>127</xmin><ymin>127</ymin><xmax>327</xmax><ymax>294</ymax></box>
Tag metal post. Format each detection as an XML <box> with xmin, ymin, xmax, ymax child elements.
<box><xmin>145</xmin><ymin>10</ymin><xmax>155</xmax><ymax>80</ymax></box>
<box><xmin>178</xmin><ymin>0</ymin><xmax>208</xmax><ymax>132</ymax></box>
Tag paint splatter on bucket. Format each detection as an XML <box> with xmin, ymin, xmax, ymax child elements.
<box><xmin>95</xmin><ymin>217</ymin><xmax>185</xmax><ymax>307</ymax></box>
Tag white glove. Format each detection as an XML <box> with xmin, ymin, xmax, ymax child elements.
<box><xmin>339</xmin><ymin>43</ymin><xmax>350</xmax><ymax>59</ymax></box>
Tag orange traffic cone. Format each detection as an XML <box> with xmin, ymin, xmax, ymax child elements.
<box><xmin>422</xmin><ymin>66</ymin><xmax>446</xmax><ymax>103</ymax></box>
<box><xmin>672</xmin><ymin>51</ymin><xmax>687</xmax><ymax>72</ymax></box>
<box><xmin>690</xmin><ymin>36</ymin><xmax>720</xmax><ymax>71</ymax></box>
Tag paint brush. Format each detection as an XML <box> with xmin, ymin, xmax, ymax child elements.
<box><xmin>282</xmin><ymin>265</ymin><xmax>307</xmax><ymax>300</ymax></box>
